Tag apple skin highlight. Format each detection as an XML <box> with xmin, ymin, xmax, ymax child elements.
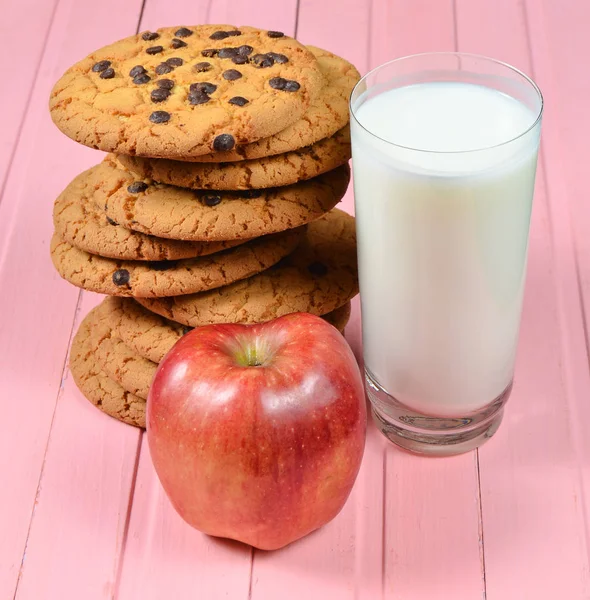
<box><xmin>147</xmin><ymin>312</ymin><xmax>367</xmax><ymax>550</ymax></box>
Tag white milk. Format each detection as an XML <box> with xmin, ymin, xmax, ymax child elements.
<box><xmin>351</xmin><ymin>82</ymin><xmax>540</xmax><ymax>416</ymax></box>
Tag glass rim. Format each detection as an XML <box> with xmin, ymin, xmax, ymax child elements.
<box><xmin>349</xmin><ymin>51</ymin><xmax>544</xmax><ymax>155</ymax></box>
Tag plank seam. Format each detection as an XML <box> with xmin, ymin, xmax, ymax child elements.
<box><xmin>381</xmin><ymin>446</ymin><xmax>387</xmax><ymax>598</ymax></box>
<box><xmin>366</xmin><ymin>0</ymin><xmax>374</xmax><ymax>71</ymax></box>
<box><xmin>136</xmin><ymin>0</ymin><xmax>148</xmax><ymax>34</ymax></box>
<box><xmin>247</xmin><ymin>547</ymin><xmax>255</xmax><ymax>600</ymax></box>
<box><xmin>451</xmin><ymin>0</ymin><xmax>459</xmax><ymax>58</ymax></box>
<box><xmin>0</xmin><ymin>0</ymin><xmax>61</xmax><ymax>209</ymax></box>
<box><xmin>112</xmin><ymin>432</ymin><xmax>144</xmax><ymax>600</ymax></box>
<box><xmin>294</xmin><ymin>0</ymin><xmax>301</xmax><ymax>38</ymax></box>
<box><xmin>12</xmin><ymin>288</ymin><xmax>84</xmax><ymax>600</ymax></box>
<box><xmin>475</xmin><ymin>450</ymin><xmax>488</xmax><ymax>600</ymax></box>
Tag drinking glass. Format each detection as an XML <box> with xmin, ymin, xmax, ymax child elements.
<box><xmin>349</xmin><ymin>53</ymin><xmax>543</xmax><ymax>455</ymax></box>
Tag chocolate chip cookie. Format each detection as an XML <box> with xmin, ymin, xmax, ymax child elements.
<box><xmin>50</xmin><ymin>226</ymin><xmax>303</xmax><ymax>297</ymax></box>
<box><xmin>97</xmin><ymin>296</ymin><xmax>352</xmax><ymax>364</ymax></box>
<box><xmin>50</xmin><ymin>26</ymin><xmax>326</xmax><ymax>159</ymax></box>
<box><xmin>137</xmin><ymin>209</ymin><xmax>358</xmax><ymax>324</ymax></box>
<box><xmin>70</xmin><ymin>307</ymin><xmax>146</xmax><ymax>427</ymax></box>
<box><xmin>184</xmin><ymin>46</ymin><xmax>359</xmax><ymax>161</ymax></box>
<box><xmin>117</xmin><ymin>126</ymin><xmax>350</xmax><ymax>190</ymax></box>
<box><xmin>53</xmin><ymin>167</ymin><xmax>246</xmax><ymax>260</ymax></box>
<box><xmin>92</xmin><ymin>156</ymin><xmax>349</xmax><ymax>241</ymax></box>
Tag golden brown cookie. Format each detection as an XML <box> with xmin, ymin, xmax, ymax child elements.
<box><xmin>49</xmin><ymin>26</ymin><xmax>326</xmax><ymax>159</ymax></box>
<box><xmin>92</xmin><ymin>157</ymin><xmax>349</xmax><ymax>241</ymax></box>
<box><xmin>69</xmin><ymin>307</ymin><xmax>146</xmax><ymax>427</ymax></box>
<box><xmin>117</xmin><ymin>126</ymin><xmax>350</xmax><ymax>190</ymax></box>
<box><xmin>91</xmin><ymin>303</ymin><xmax>156</xmax><ymax>400</ymax></box>
<box><xmin>50</xmin><ymin>226</ymin><xmax>303</xmax><ymax>298</ymax></box>
<box><xmin>185</xmin><ymin>46</ymin><xmax>359</xmax><ymax>161</ymax></box>
<box><xmin>53</xmin><ymin>167</ymin><xmax>246</xmax><ymax>260</ymax></box>
<box><xmin>99</xmin><ymin>296</ymin><xmax>352</xmax><ymax>364</ymax></box>
<box><xmin>98</xmin><ymin>297</ymin><xmax>189</xmax><ymax>364</ymax></box>
<box><xmin>322</xmin><ymin>301</ymin><xmax>352</xmax><ymax>333</ymax></box>
<box><xmin>136</xmin><ymin>209</ymin><xmax>358</xmax><ymax>325</ymax></box>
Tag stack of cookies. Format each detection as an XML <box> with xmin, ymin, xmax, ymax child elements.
<box><xmin>49</xmin><ymin>25</ymin><xmax>360</xmax><ymax>428</ymax></box>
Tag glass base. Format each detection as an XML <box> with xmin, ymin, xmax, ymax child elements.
<box><xmin>365</xmin><ymin>369</ymin><xmax>511</xmax><ymax>456</ymax></box>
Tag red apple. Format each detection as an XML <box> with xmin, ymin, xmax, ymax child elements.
<box><xmin>147</xmin><ymin>312</ymin><xmax>366</xmax><ymax>550</ymax></box>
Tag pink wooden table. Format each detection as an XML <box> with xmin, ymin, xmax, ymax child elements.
<box><xmin>2</xmin><ymin>0</ymin><xmax>589</xmax><ymax>597</ymax></box>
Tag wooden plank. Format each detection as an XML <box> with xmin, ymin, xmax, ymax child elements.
<box><xmin>207</xmin><ymin>0</ymin><xmax>298</xmax><ymax>32</ymax></box>
<box><xmin>0</xmin><ymin>0</ymin><xmax>144</xmax><ymax>597</ymax></box>
<box><xmin>253</xmin><ymin>2</ymin><xmax>483</xmax><ymax>599</ymax></box>
<box><xmin>0</xmin><ymin>0</ymin><xmax>58</xmax><ymax>190</ymax></box>
<box><xmin>116</xmin><ymin>439</ymin><xmax>252</xmax><ymax>600</ymax></box>
<box><xmin>455</xmin><ymin>0</ymin><xmax>590</xmax><ymax>597</ymax></box>
<box><xmin>140</xmin><ymin>0</ymin><xmax>298</xmax><ymax>35</ymax></box>
<box><xmin>383</xmin><ymin>451</ymin><xmax>483</xmax><ymax>599</ymax></box>
<box><xmin>15</xmin><ymin>294</ymin><xmax>142</xmax><ymax>600</ymax></box>
<box><xmin>113</xmin><ymin>3</ymin><xmax>298</xmax><ymax>598</ymax></box>
<box><xmin>249</xmin><ymin>428</ymin><xmax>385</xmax><ymax>600</ymax></box>
<box><xmin>525</xmin><ymin>0</ymin><xmax>590</xmax><ymax>588</ymax></box>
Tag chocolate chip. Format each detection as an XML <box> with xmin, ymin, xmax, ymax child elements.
<box><xmin>106</xmin><ymin>216</ymin><xmax>118</xmax><ymax>226</ymax></box>
<box><xmin>267</xmin><ymin>52</ymin><xmax>288</xmax><ymax>64</ymax></box>
<box><xmin>237</xmin><ymin>45</ymin><xmax>253</xmax><ymax>56</ymax></box>
<box><xmin>127</xmin><ymin>181</ymin><xmax>148</xmax><ymax>194</ymax></box>
<box><xmin>201</xmin><ymin>48</ymin><xmax>218</xmax><ymax>57</ymax></box>
<box><xmin>142</xmin><ymin>31</ymin><xmax>160</xmax><ymax>41</ymax></box>
<box><xmin>182</xmin><ymin>326</ymin><xmax>194</xmax><ymax>336</ymax></box>
<box><xmin>283</xmin><ymin>80</ymin><xmax>300</xmax><ymax>91</ymax></box>
<box><xmin>92</xmin><ymin>60</ymin><xmax>111</xmax><ymax>72</ymax></box>
<box><xmin>213</xmin><ymin>134</ymin><xmax>235</xmax><ymax>151</ymax></box>
<box><xmin>175</xmin><ymin>27</ymin><xmax>193</xmax><ymax>37</ymax></box>
<box><xmin>99</xmin><ymin>67</ymin><xmax>115</xmax><ymax>79</ymax></box>
<box><xmin>269</xmin><ymin>77</ymin><xmax>300</xmax><ymax>91</ymax></box>
<box><xmin>190</xmin><ymin>81</ymin><xmax>217</xmax><ymax>94</ymax></box>
<box><xmin>171</xmin><ymin>38</ymin><xmax>187</xmax><ymax>49</ymax></box>
<box><xmin>267</xmin><ymin>31</ymin><xmax>284</xmax><ymax>37</ymax></box>
<box><xmin>223</xmin><ymin>69</ymin><xmax>242</xmax><ymax>81</ymax></box>
<box><xmin>251</xmin><ymin>53</ymin><xmax>274</xmax><ymax>68</ymax></box>
<box><xmin>133</xmin><ymin>73</ymin><xmax>151</xmax><ymax>85</ymax></box>
<box><xmin>188</xmin><ymin>91</ymin><xmax>210</xmax><ymax>105</ymax></box>
<box><xmin>129</xmin><ymin>65</ymin><xmax>146</xmax><ymax>78</ymax></box>
<box><xmin>166</xmin><ymin>57</ymin><xmax>184</xmax><ymax>67</ymax></box>
<box><xmin>149</xmin><ymin>110</ymin><xmax>171</xmax><ymax>123</ymax></box>
<box><xmin>156</xmin><ymin>78</ymin><xmax>174</xmax><ymax>89</ymax></box>
<box><xmin>229</xmin><ymin>96</ymin><xmax>248</xmax><ymax>106</ymax></box>
<box><xmin>226</xmin><ymin>30</ymin><xmax>242</xmax><ymax>36</ymax></box>
<box><xmin>112</xmin><ymin>269</ymin><xmax>130</xmax><ymax>286</ymax></box>
<box><xmin>149</xmin><ymin>260</ymin><xmax>177</xmax><ymax>271</ymax></box>
<box><xmin>194</xmin><ymin>61</ymin><xmax>212</xmax><ymax>72</ymax></box>
<box><xmin>151</xmin><ymin>88</ymin><xmax>170</xmax><ymax>103</ymax></box>
<box><xmin>231</xmin><ymin>55</ymin><xmax>248</xmax><ymax>65</ymax></box>
<box><xmin>307</xmin><ymin>262</ymin><xmax>328</xmax><ymax>276</ymax></box>
<box><xmin>146</xmin><ymin>46</ymin><xmax>164</xmax><ymax>55</ymax></box>
<box><xmin>269</xmin><ymin>77</ymin><xmax>287</xmax><ymax>90</ymax></box>
<box><xmin>218</xmin><ymin>47</ymin><xmax>238</xmax><ymax>59</ymax></box>
<box><xmin>210</xmin><ymin>30</ymin><xmax>230</xmax><ymax>40</ymax></box>
<box><xmin>155</xmin><ymin>62</ymin><xmax>173</xmax><ymax>75</ymax></box>
<box><xmin>201</xmin><ymin>194</ymin><xmax>222</xmax><ymax>206</ymax></box>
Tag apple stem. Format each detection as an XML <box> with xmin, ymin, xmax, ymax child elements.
<box><xmin>245</xmin><ymin>345</ymin><xmax>263</xmax><ymax>367</ymax></box>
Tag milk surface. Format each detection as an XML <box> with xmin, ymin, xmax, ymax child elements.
<box><xmin>351</xmin><ymin>82</ymin><xmax>540</xmax><ymax>416</ymax></box>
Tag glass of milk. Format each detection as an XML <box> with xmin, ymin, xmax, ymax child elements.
<box><xmin>350</xmin><ymin>53</ymin><xmax>543</xmax><ymax>456</ymax></box>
